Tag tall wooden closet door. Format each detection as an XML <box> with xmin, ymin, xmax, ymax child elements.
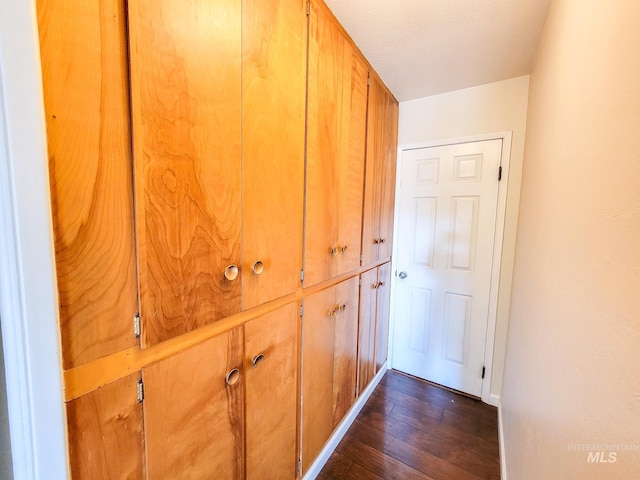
<box><xmin>242</xmin><ymin>0</ymin><xmax>306</xmax><ymax>309</ymax></box>
<box><xmin>37</xmin><ymin>0</ymin><xmax>138</xmax><ymax>368</ymax></box>
<box><xmin>128</xmin><ymin>0</ymin><xmax>242</xmax><ymax>347</ymax></box>
<box><xmin>66</xmin><ymin>373</ymin><xmax>144</xmax><ymax>479</ymax></box>
<box><xmin>244</xmin><ymin>303</ymin><xmax>298</xmax><ymax>480</ymax></box>
<box><xmin>362</xmin><ymin>73</ymin><xmax>398</xmax><ymax>265</ymax></box>
<box><xmin>305</xmin><ymin>0</ymin><xmax>367</xmax><ymax>287</ymax></box>
<box><xmin>143</xmin><ymin>328</ymin><xmax>244</xmax><ymax>479</ymax></box>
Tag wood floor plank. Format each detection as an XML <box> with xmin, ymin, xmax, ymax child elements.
<box><xmin>319</xmin><ymin>370</ymin><xmax>500</xmax><ymax>480</ymax></box>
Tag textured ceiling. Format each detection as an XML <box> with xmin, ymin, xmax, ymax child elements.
<box><xmin>323</xmin><ymin>0</ymin><xmax>552</xmax><ymax>101</ymax></box>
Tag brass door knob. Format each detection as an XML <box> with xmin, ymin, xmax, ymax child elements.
<box><xmin>224</xmin><ymin>264</ymin><xmax>239</xmax><ymax>281</ymax></box>
<box><xmin>225</xmin><ymin>368</ymin><xmax>240</xmax><ymax>386</ymax></box>
<box><xmin>251</xmin><ymin>260</ymin><xmax>265</xmax><ymax>275</ymax></box>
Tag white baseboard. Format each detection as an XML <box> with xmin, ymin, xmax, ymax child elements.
<box><xmin>486</xmin><ymin>392</ymin><xmax>500</xmax><ymax>408</ymax></box>
<box><xmin>302</xmin><ymin>363</ymin><xmax>388</xmax><ymax>480</ymax></box>
<box><xmin>498</xmin><ymin>400</ymin><xmax>507</xmax><ymax>480</ymax></box>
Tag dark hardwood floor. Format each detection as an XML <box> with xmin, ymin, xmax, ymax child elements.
<box><xmin>317</xmin><ymin>370</ymin><xmax>500</xmax><ymax>480</ymax></box>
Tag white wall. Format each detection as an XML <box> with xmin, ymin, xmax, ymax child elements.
<box><xmin>0</xmin><ymin>0</ymin><xmax>68</xmax><ymax>478</ymax></box>
<box><xmin>397</xmin><ymin>76</ymin><xmax>530</xmax><ymax>400</ymax></box>
<box><xmin>501</xmin><ymin>0</ymin><xmax>640</xmax><ymax>478</ymax></box>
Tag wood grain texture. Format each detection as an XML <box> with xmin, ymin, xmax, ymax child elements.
<box><xmin>305</xmin><ymin>0</ymin><xmax>367</xmax><ymax>287</ymax></box>
<box><xmin>332</xmin><ymin>276</ymin><xmax>359</xmax><ymax>427</ymax></box>
<box><xmin>244</xmin><ymin>303</ymin><xmax>298</xmax><ymax>480</ymax></box>
<box><xmin>241</xmin><ymin>0</ymin><xmax>306</xmax><ymax>310</ymax></box>
<box><xmin>362</xmin><ymin>73</ymin><xmax>399</xmax><ymax>265</ymax></box>
<box><xmin>302</xmin><ymin>285</ymin><xmax>337</xmax><ymax>473</ymax></box>
<box><xmin>375</xmin><ymin>262</ymin><xmax>392</xmax><ymax>370</ymax></box>
<box><xmin>143</xmin><ymin>327</ymin><xmax>244</xmax><ymax>480</ymax></box>
<box><xmin>37</xmin><ymin>0</ymin><xmax>138</xmax><ymax>368</ymax></box>
<box><xmin>357</xmin><ymin>268</ymin><xmax>378</xmax><ymax>393</ymax></box>
<box><xmin>128</xmin><ymin>0</ymin><xmax>242</xmax><ymax>347</ymax></box>
<box><xmin>66</xmin><ymin>373</ymin><xmax>144</xmax><ymax>479</ymax></box>
<box><xmin>320</xmin><ymin>370</ymin><xmax>499</xmax><ymax>480</ymax></box>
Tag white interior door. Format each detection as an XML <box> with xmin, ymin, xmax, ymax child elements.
<box><xmin>392</xmin><ymin>139</ymin><xmax>502</xmax><ymax>397</ymax></box>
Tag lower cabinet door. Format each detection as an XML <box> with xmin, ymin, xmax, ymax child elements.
<box><xmin>143</xmin><ymin>327</ymin><xmax>245</xmax><ymax>480</ymax></box>
<box><xmin>245</xmin><ymin>302</ymin><xmax>299</xmax><ymax>480</ymax></box>
<box><xmin>375</xmin><ymin>262</ymin><xmax>392</xmax><ymax>370</ymax></box>
<box><xmin>302</xmin><ymin>276</ymin><xmax>358</xmax><ymax>473</ymax></box>
<box><xmin>66</xmin><ymin>373</ymin><xmax>145</xmax><ymax>479</ymax></box>
<box><xmin>357</xmin><ymin>268</ymin><xmax>378</xmax><ymax>393</ymax></box>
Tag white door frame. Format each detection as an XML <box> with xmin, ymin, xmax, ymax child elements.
<box><xmin>389</xmin><ymin>132</ymin><xmax>512</xmax><ymax>406</ymax></box>
<box><xmin>0</xmin><ymin>0</ymin><xmax>69</xmax><ymax>478</ymax></box>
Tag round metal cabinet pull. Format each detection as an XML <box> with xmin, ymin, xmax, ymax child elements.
<box><xmin>225</xmin><ymin>368</ymin><xmax>240</xmax><ymax>386</ymax></box>
<box><xmin>252</xmin><ymin>353</ymin><xmax>265</xmax><ymax>368</ymax></box>
<box><xmin>341</xmin><ymin>245</ymin><xmax>348</xmax><ymax>254</ymax></box>
<box><xmin>224</xmin><ymin>264</ymin><xmax>239</xmax><ymax>281</ymax></box>
<box><xmin>372</xmin><ymin>283</ymin><xmax>379</xmax><ymax>290</ymax></box>
<box><xmin>338</xmin><ymin>304</ymin><xmax>346</xmax><ymax>313</ymax></box>
<box><xmin>379</xmin><ymin>238</ymin><xmax>386</xmax><ymax>244</ymax></box>
<box><xmin>251</xmin><ymin>260</ymin><xmax>265</xmax><ymax>275</ymax></box>
<box><xmin>330</xmin><ymin>247</ymin><xmax>339</xmax><ymax>256</ymax></box>
<box><xmin>378</xmin><ymin>281</ymin><xmax>385</xmax><ymax>288</ymax></box>
<box><xmin>328</xmin><ymin>309</ymin><xmax>337</xmax><ymax>319</ymax></box>
<box><xmin>373</xmin><ymin>238</ymin><xmax>381</xmax><ymax>245</ymax></box>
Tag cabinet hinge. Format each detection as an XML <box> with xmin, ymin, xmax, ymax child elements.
<box><xmin>360</xmin><ymin>253</ymin><xmax>363</xmax><ymax>262</ymax></box>
<box><xmin>482</xmin><ymin>366</ymin><xmax>486</xmax><ymax>379</ymax></box>
<box><xmin>136</xmin><ymin>379</ymin><xmax>144</xmax><ymax>403</ymax></box>
<box><xmin>300</xmin><ymin>269</ymin><xmax>305</xmax><ymax>282</ymax></box>
<box><xmin>306</xmin><ymin>1</ymin><xmax>310</xmax><ymax>15</ymax></box>
<box><xmin>367</xmin><ymin>72</ymin><xmax>371</xmax><ymax>87</ymax></box>
<box><xmin>355</xmin><ymin>385</ymin><xmax>359</xmax><ymax>397</ymax></box>
<box><xmin>299</xmin><ymin>305</ymin><xmax>304</xmax><ymax>317</ymax></box>
<box><xmin>359</xmin><ymin>278</ymin><xmax>362</xmax><ymax>287</ymax></box>
<box><xmin>498</xmin><ymin>166</ymin><xmax>503</xmax><ymax>181</ymax></box>
<box><xmin>297</xmin><ymin>458</ymin><xmax>302</xmax><ymax>476</ymax></box>
<box><xmin>133</xmin><ymin>313</ymin><xmax>141</xmax><ymax>339</ymax></box>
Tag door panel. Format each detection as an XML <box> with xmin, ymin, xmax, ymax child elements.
<box><xmin>128</xmin><ymin>0</ymin><xmax>242</xmax><ymax>346</ymax></box>
<box><xmin>305</xmin><ymin>0</ymin><xmax>367</xmax><ymax>286</ymax></box>
<box><xmin>143</xmin><ymin>328</ymin><xmax>244</xmax><ymax>479</ymax></box>
<box><xmin>357</xmin><ymin>268</ymin><xmax>377</xmax><ymax>393</ymax></box>
<box><xmin>244</xmin><ymin>303</ymin><xmax>298</xmax><ymax>480</ymax></box>
<box><xmin>375</xmin><ymin>262</ymin><xmax>392</xmax><ymax>370</ymax></box>
<box><xmin>66</xmin><ymin>373</ymin><xmax>144</xmax><ymax>479</ymax></box>
<box><xmin>362</xmin><ymin>74</ymin><xmax>398</xmax><ymax>265</ymax></box>
<box><xmin>393</xmin><ymin>140</ymin><xmax>502</xmax><ymax>396</ymax></box>
<box><xmin>332</xmin><ymin>276</ymin><xmax>359</xmax><ymax>427</ymax></box>
<box><xmin>37</xmin><ymin>0</ymin><xmax>138</xmax><ymax>368</ymax></box>
<box><xmin>242</xmin><ymin>0</ymin><xmax>306</xmax><ymax>308</ymax></box>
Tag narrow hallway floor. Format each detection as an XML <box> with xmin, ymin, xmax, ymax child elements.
<box><xmin>317</xmin><ymin>370</ymin><xmax>500</xmax><ymax>480</ymax></box>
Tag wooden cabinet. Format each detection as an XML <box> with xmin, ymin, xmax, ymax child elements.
<box><xmin>66</xmin><ymin>373</ymin><xmax>144</xmax><ymax>479</ymax></box>
<box><xmin>302</xmin><ymin>277</ymin><xmax>359</xmax><ymax>473</ymax></box>
<box><xmin>304</xmin><ymin>0</ymin><xmax>368</xmax><ymax>287</ymax></box>
<box><xmin>128</xmin><ymin>0</ymin><xmax>243</xmax><ymax>347</ymax></box>
<box><xmin>143</xmin><ymin>303</ymin><xmax>298</xmax><ymax>479</ymax></box>
<box><xmin>241</xmin><ymin>0</ymin><xmax>306</xmax><ymax>310</ymax></box>
<box><xmin>357</xmin><ymin>262</ymin><xmax>392</xmax><ymax>393</ymax></box>
<box><xmin>128</xmin><ymin>0</ymin><xmax>305</xmax><ymax>346</ymax></box>
<box><xmin>37</xmin><ymin>0</ymin><xmax>138</xmax><ymax>368</ymax></box>
<box><xmin>362</xmin><ymin>73</ymin><xmax>399</xmax><ymax>265</ymax></box>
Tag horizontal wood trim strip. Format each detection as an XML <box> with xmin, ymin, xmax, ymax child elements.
<box><xmin>64</xmin><ymin>258</ymin><xmax>391</xmax><ymax>401</ymax></box>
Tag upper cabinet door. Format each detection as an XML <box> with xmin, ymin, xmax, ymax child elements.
<box><xmin>242</xmin><ymin>0</ymin><xmax>306</xmax><ymax>309</ymax></box>
<box><xmin>37</xmin><ymin>0</ymin><xmax>138</xmax><ymax>368</ymax></box>
<box><xmin>362</xmin><ymin>73</ymin><xmax>399</xmax><ymax>265</ymax></box>
<box><xmin>128</xmin><ymin>0</ymin><xmax>242</xmax><ymax>346</ymax></box>
<box><xmin>305</xmin><ymin>0</ymin><xmax>368</xmax><ymax>287</ymax></box>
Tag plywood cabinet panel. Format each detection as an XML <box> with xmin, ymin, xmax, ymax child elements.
<box><xmin>357</xmin><ymin>268</ymin><xmax>378</xmax><ymax>393</ymax></box>
<box><xmin>66</xmin><ymin>373</ymin><xmax>144</xmax><ymax>479</ymax></box>
<box><xmin>362</xmin><ymin>74</ymin><xmax>399</xmax><ymax>265</ymax></box>
<box><xmin>128</xmin><ymin>0</ymin><xmax>242</xmax><ymax>347</ymax></box>
<box><xmin>245</xmin><ymin>302</ymin><xmax>298</xmax><ymax>480</ymax></box>
<box><xmin>375</xmin><ymin>262</ymin><xmax>392</xmax><ymax>370</ymax></box>
<box><xmin>305</xmin><ymin>0</ymin><xmax>367</xmax><ymax>287</ymax></box>
<box><xmin>242</xmin><ymin>0</ymin><xmax>306</xmax><ymax>309</ymax></box>
<box><xmin>143</xmin><ymin>328</ymin><xmax>244</xmax><ymax>480</ymax></box>
<box><xmin>37</xmin><ymin>0</ymin><xmax>138</xmax><ymax>368</ymax></box>
<box><xmin>302</xmin><ymin>276</ymin><xmax>359</xmax><ymax>473</ymax></box>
